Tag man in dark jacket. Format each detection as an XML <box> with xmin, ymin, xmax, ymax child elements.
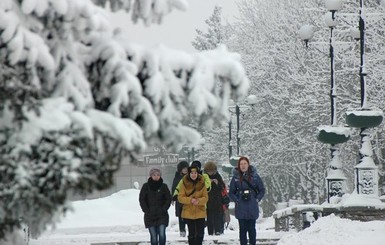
<box><xmin>139</xmin><ymin>168</ymin><xmax>172</xmax><ymax>245</ymax></box>
<box><xmin>171</xmin><ymin>161</ymin><xmax>189</xmax><ymax>237</ymax></box>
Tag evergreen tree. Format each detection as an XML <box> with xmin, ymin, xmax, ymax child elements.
<box><xmin>192</xmin><ymin>5</ymin><xmax>225</xmax><ymax>51</ymax></box>
<box><xmin>0</xmin><ymin>0</ymin><xmax>250</xmax><ymax>241</ymax></box>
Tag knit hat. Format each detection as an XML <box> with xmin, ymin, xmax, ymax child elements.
<box><xmin>188</xmin><ymin>166</ymin><xmax>199</xmax><ymax>174</ymax></box>
<box><xmin>177</xmin><ymin>161</ymin><xmax>189</xmax><ymax>173</ymax></box>
<box><xmin>149</xmin><ymin>167</ymin><xmax>161</xmax><ymax>176</ymax></box>
<box><xmin>204</xmin><ymin>161</ymin><xmax>217</xmax><ymax>172</ymax></box>
<box><xmin>190</xmin><ymin>160</ymin><xmax>202</xmax><ymax>171</ymax></box>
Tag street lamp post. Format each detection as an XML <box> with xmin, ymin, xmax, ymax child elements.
<box><xmin>228</xmin><ymin>118</ymin><xmax>232</xmax><ymax>159</ymax></box>
<box><xmin>300</xmin><ymin>0</ymin><xmax>384</xmax><ymax>201</ymax></box>
<box><xmin>236</xmin><ymin>104</ymin><xmax>241</xmax><ymax>156</ymax></box>
<box><xmin>344</xmin><ymin>0</ymin><xmax>383</xmax><ymax>197</ymax></box>
<box><xmin>299</xmin><ymin>0</ymin><xmax>350</xmax><ymax>203</ymax></box>
<box><xmin>228</xmin><ymin>95</ymin><xmax>257</xmax><ymax>158</ymax></box>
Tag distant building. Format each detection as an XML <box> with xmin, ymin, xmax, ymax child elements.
<box><xmin>71</xmin><ymin>145</ymin><xmax>181</xmax><ymax>200</ymax></box>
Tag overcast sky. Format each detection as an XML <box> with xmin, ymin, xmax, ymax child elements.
<box><xmin>110</xmin><ymin>0</ymin><xmax>239</xmax><ymax>53</ymax></box>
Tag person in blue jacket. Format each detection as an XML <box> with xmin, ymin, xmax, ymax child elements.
<box><xmin>229</xmin><ymin>156</ymin><xmax>265</xmax><ymax>245</ymax></box>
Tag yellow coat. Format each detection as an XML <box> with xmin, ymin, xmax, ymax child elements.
<box><xmin>178</xmin><ymin>174</ymin><xmax>208</xmax><ymax>220</ymax></box>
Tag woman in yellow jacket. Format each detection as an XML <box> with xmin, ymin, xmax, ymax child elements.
<box><xmin>178</xmin><ymin>165</ymin><xmax>208</xmax><ymax>245</ymax></box>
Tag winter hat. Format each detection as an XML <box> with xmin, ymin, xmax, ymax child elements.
<box><xmin>188</xmin><ymin>166</ymin><xmax>199</xmax><ymax>174</ymax></box>
<box><xmin>177</xmin><ymin>161</ymin><xmax>189</xmax><ymax>173</ymax></box>
<box><xmin>190</xmin><ymin>160</ymin><xmax>202</xmax><ymax>171</ymax></box>
<box><xmin>149</xmin><ymin>167</ymin><xmax>161</xmax><ymax>176</ymax></box>
<box><xmin>204</xmin><ymin>161</ymin><xmax>217</xmax><ymax>172</ymax></box>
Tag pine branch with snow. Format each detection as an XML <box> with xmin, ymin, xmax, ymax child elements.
<box><xmin>0</xmin><ymin>0</ymin><xmax>250</xmax><ymax>240</ymax></box>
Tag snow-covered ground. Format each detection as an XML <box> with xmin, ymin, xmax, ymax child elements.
<box><xmin>29</xmin><ymin>189</ymin><xmax>385</xmax><ymax>245</ymax></box>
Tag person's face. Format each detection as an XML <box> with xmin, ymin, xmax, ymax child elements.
<box><xmin>206</xmin><ymin>170</ymin><xmax>216</xmax><ymax>176</ymax></box>
<box><xmin>151</xmin><ymin>172</ymin><xmax>161</xmax><ymax>181</ymax></box>
<box><xmin>239</xmin><ymin>159</ymin><xmax>249</xmax><ymax>172</ymax></box>
<box><xmin>181</xmin><ymin>167</ymin><xmax>188</xmax><ymax>175</ymax></box>
<box><xmin>190</xmin><ymin>170</ymin><xmax>198</xmax><ymax>180</ymax></box>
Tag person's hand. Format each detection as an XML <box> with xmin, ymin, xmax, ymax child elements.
<box><xmin>191</xmin><ymin>198</ymin><xmax>199</xmax><ymax>205</ymax></box>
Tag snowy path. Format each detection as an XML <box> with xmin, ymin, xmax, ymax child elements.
<box><xmin>30</xmin><ymin>229</ymin><xmax>283</xmax><ymax>245</ymax></box>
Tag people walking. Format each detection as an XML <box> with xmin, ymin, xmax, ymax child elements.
<box><xmin>139</xmin><ymin>168</ymin><xmax>172</xmax><ymax>245</ymax></box>
<box><xmin>203</xmin><ymin>161</ymin><xmax>226</xmax><ymax>236</ymax></box>
<box><xmin>171</xmin><ymin>160</ymin><xmax>189</xmax><ymax>237</ymax></box>
<box><xmin>229</xmin><ymin>156</ymin><xmax>265</xmax><ymax>245</ymax></box>
<box><xmin>178</xmin><ymin>165</ymin><xmax>208</xmax><ymax>245</ymax></box>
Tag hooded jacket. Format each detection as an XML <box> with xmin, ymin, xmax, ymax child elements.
<box><xmin>229</xmin><ymin>165</ymin><xmax>265</xmax><ymax>220</ymax></box>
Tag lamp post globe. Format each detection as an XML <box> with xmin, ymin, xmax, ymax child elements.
<box><xmin>299</xmin><ymin>25</ymin><xmax>314</xmax><ymax>47</ymax></box>
<box><xmin>350</xmin><ymin>27</ymin><xmax>360</xmax><ymax>41</ymax></box>
<box><xmin>325</xmin><ymin>0</ymin><xmax>342</xmax><ymax>12</ymax></box>
<box><xmin>324</xmin><ymin>12</ymin><xmax>338</xmax><ymax>27</ymax></box>
<box><xmin>247</xmin><ymin>94</ymin><xmax>258</xmax><ymax>106</ymax></box>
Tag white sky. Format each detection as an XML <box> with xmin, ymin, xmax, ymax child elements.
<box><xmin>28</xmin><ymin>189</ymin><xmax>385</xmax><ymax>245</ymax></box>
<box><xmin>109</xmin><ymin>0</ymin><xmax>239</xmax><ymax>52</ymax></box>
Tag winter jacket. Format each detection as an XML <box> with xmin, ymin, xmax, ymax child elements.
<box><xmin>206</xmin><ymin>172</ymin><xmax>225</xmax><ymax>212</ymax></box>
<box><xmin>171</xmin><ymin>171</ymin><xmax>185</xmax><ymax>217</ymax></box>
<box><xmin>139</xmin><ymin>177</ymin><xmax>172</xmax><ymax>228</ymax></box>
<box><xmin>178</xmin><ymin>174</ymin><xmax>208</xmax><ymax>220</ymax></box>
<box><xmin>229</xmin><ymin>165</ymin><xmax>265</xmax><ymax>220</ymax></box>
<box><xmin>174</xmin><ymin>172</ymin><xmax>212</xmax><ymax>196</ymax></box>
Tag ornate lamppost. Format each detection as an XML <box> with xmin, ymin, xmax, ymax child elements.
<box><xmin>344</xmin><ymin>0</ymin><xmax>383</xmax><ymax>197</ymax></box>
<box><xmin>300</xmin><ymin>0</ymin><xmax>384</xmax><ymax>202</ymax></box>
<box><xmin>299</xmin><ymin>0</ymin><xmax>351</xmax><ymax>203</ymax></box>
<box><xmin>223</xmin><ymin>95</ymin><xmax>257</xmax><ymax>175</ymax></box>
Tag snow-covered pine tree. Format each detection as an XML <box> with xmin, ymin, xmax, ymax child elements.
<box><xmin>0</xmin><ymin>0</ymin><xmax>250</xmax><ymax>241</ymax></box>
<box><xmin>192</xmin><ymin>5</ymin><xmax>225</xmax><ymax>51</ymax></box>
<box><xmin>191</xmin><ymin>6</ymin><xmax>232</xmax><ymax>166</ymax></box>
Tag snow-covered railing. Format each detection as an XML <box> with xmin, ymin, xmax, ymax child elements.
<box><xmin>273</xmin><ymin>201</ymin><xmax>385</xmax><ymax>232</ymax></box>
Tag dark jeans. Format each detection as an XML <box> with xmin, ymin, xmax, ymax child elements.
<box><xmin>179</xmin><ymin>217</ymin><xmax>186</xmax><ymax>232</ymax></box>
<box><xmin>207</xmin><ymin>209</ymin><xmax>223</xmax><ymax>235</ymax></box>
<box><xmin>148</xmin><ymin>224</ymin><xmax>166</xmax><ymax>245</ymax></box>
<box><xmin>238</xmin><ymin>219</ymin><xmax>256</xmax><ymax>245</ymax></box>
<box><xmin>185</xmin><ymin>218</ymin><xmax>205</xmax><ymax>245</ymax></box>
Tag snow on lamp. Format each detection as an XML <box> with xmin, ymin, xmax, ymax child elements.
<box><xmin>324</xmin><ymin>12</ymin><xmax>338</xmax><ymax>28</ymax></box>
<box><xmin>345</xmin><ymin>109</ymin><xmax>383</xmax><ymax>129</ymax></box>
<box><xmin>317</xmin><ymin>126</ymin><xmax>350</xmax><ymax>202</ymax></box>
<box><xmin>350</xmin><ymin>27</ymin><xmax>360</xmax><ymax>41</ymax></box>
<box><xmin>317</xmin><ymin>125</ymin><xmax>350</xmax><ymax>145</ymax></box>
<box><xmin>230</xmin><ymin>155</ymin><xmax>240</xmax><ymax>167</ymax></box>
<box><xmin>345</xmin><ymin>109</ymin><xmax>383</xmax><ymax>198</ymax></box>
<box><xmin>325</xmin><ymin>0</ymin><xmax>342</xmax><ymax>12</ymax></box>
<box><xmin>299</xmin><ymin>25</ymin><xmax>314</xmax><ymax>48</ymax></box>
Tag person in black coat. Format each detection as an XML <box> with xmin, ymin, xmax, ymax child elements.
<box><xmin>203</xmin><ymin>161</ymin><xmax>226</xmax><ymax>235</ymax></box>
<box><xmin>171</xmin><ymin>160</ymin><xmax>189</xmax><ymax>237</ymax></box>
<box><xmin>139</xmin><ymin>168</ymin><xmax>172</xmax><ymax>245</ymax></box>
